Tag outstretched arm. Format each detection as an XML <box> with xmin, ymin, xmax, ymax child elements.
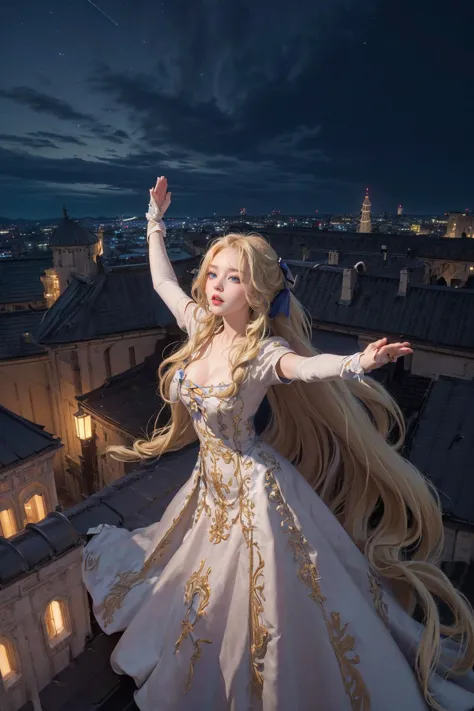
<box><xmin>147</xmin><ymin>176</ymin><xmax>194</xmax><ymax>331</ymax></box>
<box><xmin>277</xmin><ymin>338</ymin><xmax>413</xmax><ymax>382</ymax></box>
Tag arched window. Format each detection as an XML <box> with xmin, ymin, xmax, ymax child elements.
<box><xmin>44</xmin><ymin>599</ymin><xmax>70</xmax><ymax>646</ymax></box>
<box><xmin>24</xmin><ymin>492</ymin><xmax>47</xmax><ymax>524</ymax></box>
<box><xmin>0</xmin><ymin>504</ymin><xmax>17</xmax><ymax>538</ymax></box>
<box><xmin>0</xmin><ymin>637</ymin><xmax>20</xmax><ymax>688</ymax></box>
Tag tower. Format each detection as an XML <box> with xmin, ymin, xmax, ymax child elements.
<box><xmin>358</xmin><ymin>189</ymin><xmax>372</xmax><ymax>234</ymax></box>
<box><xmin>41</xmin><ymin>208</ymin><xmax>100</xmax><ymax>307</ymax></box>
<box><xmin>397</xmin><ymin>204</ymin><xmax>403</xmax><ymax>216</ymax></box>
<box><xmin>240</xmin><ymin>207</ymin><xmax>247</xmax><ymax>216</ymax></box>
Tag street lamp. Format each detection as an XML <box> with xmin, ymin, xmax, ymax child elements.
<box><xmin>73</xmin><ymin>408</ymin><xmax>96</xmax><ymax>497</ymax></box>
<box><xmin>73</xmin><ymin>408</ymin><xmax>92</xmax><ymax>441</ymax></box>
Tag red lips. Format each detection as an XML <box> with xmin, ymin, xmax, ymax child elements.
<box><xmin>212</xmin><ymin>295</ymin><xmax>224</xmax><ymax>303</ymax></box>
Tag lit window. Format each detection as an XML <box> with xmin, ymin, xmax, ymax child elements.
<box><xmin>44</xmin><ymin>600</ymin><xmax>69</xmax><ymax>645</ymax></box>
<box><xmin>0</xmin><ymin>507</ymin><xmax>17</xmax><ymax>538</ymax></box>
<box><xmin>24</xmin><ymin>493</ymin><xmax>47</xmax><ymax>524</ymax></box>
<box><xmin>0</xmin><ymin>638</ymin><xmax>19</xmax><ymax>687</ymax></box>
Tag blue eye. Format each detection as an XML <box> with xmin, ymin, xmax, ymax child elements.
<box><xmin>207</xmin><ymin>271</ymin><xmax>240</xmax><ymax>283</ymax></box>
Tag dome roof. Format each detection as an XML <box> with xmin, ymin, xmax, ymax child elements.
<box><xmin>49</xmin><ymin>208</ymin><xmax>98</xmax><ymax>248</ymax></box>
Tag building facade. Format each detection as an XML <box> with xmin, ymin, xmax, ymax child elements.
<box><xmin>0</xmin><ymin>406</ymin><xmax>61</xmax><ymax>540</ymax></box>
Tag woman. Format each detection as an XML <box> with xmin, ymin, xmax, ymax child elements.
<box><xmin>82</xmin><ymin>176</ymin><xmax>474</xmax><ymax>711</ymax></box>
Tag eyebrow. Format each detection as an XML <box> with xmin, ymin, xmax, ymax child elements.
<box><xmin>209</xmin><ymin>264</ymin><xmax>240</xmax><ymax>273</ymax></box>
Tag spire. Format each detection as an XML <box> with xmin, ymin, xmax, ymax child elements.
<box><xmin>359</xmin><ymin>189</ymin><xmax>372</xmax><ymax>234</ymax></box>
<box><xmin>63</xmin><ymin>205</ymin><xmax>69</xmax><ymax>220</ymax></box>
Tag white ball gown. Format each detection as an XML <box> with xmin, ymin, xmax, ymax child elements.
<box><xmin>82</xmin><ymin>289</ymin><xmax>474</xmax><ymax>710</ymax></box>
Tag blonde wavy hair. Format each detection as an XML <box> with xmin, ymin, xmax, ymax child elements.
<box><xmin>109</xmin><ymin>232</ymin><xmax>474</xmax><ymax>708</ymax></box>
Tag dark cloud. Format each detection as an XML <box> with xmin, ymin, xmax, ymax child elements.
<box><xmin>0</xmin><ymin>87</ymin><xmax>129</xmax><ymax>146</ymax></box>
<box><xmin>30</xmin><ymin>131</ymin><xmax>87</xmax><ymax>146</ymax></box>
<box><xmin>0</xmin><ymin>0</ymin><xmax>473</xmax><ymax>217</ymax></box>
<box><xmin>0</xmin><ymin>133</ymin><xmax>59</xmax><ymax>150</ymax></box>
<box><xmin>0</xmin><ymin>87</ymin><xmax>92</xmax><ymax>123</ymax></box>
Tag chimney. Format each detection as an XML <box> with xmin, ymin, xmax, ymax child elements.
<box><xmin>398</xmin><ymin>268</ymin><xmax>409</xmax><ymax>297</ymax></box>
<box><xmin>328</xmin><ymin>250</ymin><xmax>340</xmax><ymax>265</ymax></box>
<box><xmin>340</xmin><ymin>268</ymin><xmax>357</xmax><ymax>305</ymax></box>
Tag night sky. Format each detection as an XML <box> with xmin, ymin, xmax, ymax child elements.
<box><xmin>1</xmin><ymin>0</ymin><xmax>472</xmax><ymax>219</ymax></box>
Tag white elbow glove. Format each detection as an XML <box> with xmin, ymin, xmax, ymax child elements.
<box><xmin>294</xmin><ymin>352</ymin><xmax>366</xmax><ymax>383</ymax></box>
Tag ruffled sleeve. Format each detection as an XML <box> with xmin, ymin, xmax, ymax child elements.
<box><xmin>256</xmin><ymin>337</ymin><xmax>296</xmax><ymax>388</ymax></box>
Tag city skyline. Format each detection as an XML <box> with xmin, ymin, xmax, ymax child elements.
<box><xmin>1</xmin><ymin>0</ymin><xmax>473</xmax><ymax>219</ymax></box>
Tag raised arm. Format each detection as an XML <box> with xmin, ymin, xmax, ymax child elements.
<box><xmin>147</xmin><ymin>177</ymin><xmax>194</xmax><ymax>332</ymax></box>
<box><xmin>277</xmin><ymin>338</ymin><xmax>413</xmax><ymax>382</ymax></box>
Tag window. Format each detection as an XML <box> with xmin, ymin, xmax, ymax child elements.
<box><xmin>24</xmin><ymin>493</ymin><xmax>47</xmax><ymax>524</ymax></box>
<box><xmin>104</xmin><ymin>346</ymin><xmax>112</xmax><ymax>378</ymax></box>
<box><xmin>0</xmin><ymin>638</ymin><xmax>20</xmax><ymax>688</ymax></box>
<box><xmin>0</xmin><ymin>507</ymin><xmax>17</xmax><ymax>538</ymax></box>
<box><xmin>44</xmin><ymin>600</ymin><xmax>70</xmax><ymax>646</ymax></box>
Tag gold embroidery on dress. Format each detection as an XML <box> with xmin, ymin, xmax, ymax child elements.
<box><xmin>83</xmin><ymin>549</ymin><xmax>101</xmax><ymax>572</ymax></box>
<box><xmin>236</xmin><ymin>445</ymin><xmax>270</xmax><ymax>697</ymax></box>
<box><xmin>185</xmin><ymin>383</ymin><xmax>248</xmax><ymax>545</ymax></box>
<box><xmin>263</xmin><ymin>459</ymin><xmax>370</xmax><ymax>711</ymax></box>
<box><xmin>249</xmin><ymin>541</ymin><xmax>269</xmax><ymax>695</ymax></box>
<box><xmin>182</xmin><ymin>374</ymin><xmax>269</xmax><ymax>695</ymax></box>
<box><xmin>367</xmin><ymin>571</ymin><xmax>389</xmax><ymax>627</ymax></box>
<box><xmin>174</xmin><ymin>560</ymin><xmax>212</xmax><ymax>694</ymax></box>
<box><xmin>96</xmin><ymin>466</ymin><xmax>200</xmax><ymax>628</ymax></box>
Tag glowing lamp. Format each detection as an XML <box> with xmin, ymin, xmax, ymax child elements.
<box><xmin>74</xmin><ymin>408</ymin><xmax>92</xmax><ymax>440</ymax></box>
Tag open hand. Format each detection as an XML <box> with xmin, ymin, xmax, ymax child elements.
<box><xmin>359</xmin><ymin>338</ymin><xmax>413</xmax><ymax>372</ymax></box>
<box><xmin>148</xmin><ymin>176</ymin><xmax>172</xmax><ymax>219</ymax></box>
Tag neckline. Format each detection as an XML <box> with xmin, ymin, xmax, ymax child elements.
<box><xmin>182</xmin><ymin>348</ymin><xmax>233</xmax><ymax>390</ymax></box>
<box><xmin>184</xmin><ymin>377</ymin><xmax>231</xmax><ymax>390</ymax></box>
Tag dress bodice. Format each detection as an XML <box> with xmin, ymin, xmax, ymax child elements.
<box><xmin>169</xmin><ymin>336</ymin><xmax>294</xmax><ymax>456</ymax></box>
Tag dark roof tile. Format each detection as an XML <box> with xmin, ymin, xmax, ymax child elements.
<box><xmin>0</xmin><ymin>309</ymin><xmax>48</xmax><ymax>360</ymax></box>
<box><xmin>36</xmin><ymin>264</ymin><xmax>197</xmax><ymax>345</ymax></box>
<box><xmin>264</xmin><ymin>228</ymin><xmax>474</xmax><ymax>262</ymax></box>
<box><xmin>49</xmin><ymin>215</ymin><xmax>98</xmax><ymax>248</ymax></box>
<box><xmin>295</xmin><ymin>267</ymin><xmax>474</xmax><ymax>349</ymax></box>
<box><xmin>0</xmin><ymin>404</ymin><xmax>61</xmax><ymax>470</ymax></box>
<box><xmin>0</xmin><ymin>257</ymin><xmax>51</xmax><ymax>304</ymax></box>
<box><xmin>409</xmin><ymin>377</ymin><xmax>474</xmax><ymax>524</ymax></box>
<box><xmin>76</xmin><ymin>342</ymin><xmax>176</xmax><ymax>437</ymax></box>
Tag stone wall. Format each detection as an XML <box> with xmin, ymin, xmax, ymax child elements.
<box><xmin>0</xmin><ymin>545</ymin><xmax>90</xmax><ymax>711</ymax></box>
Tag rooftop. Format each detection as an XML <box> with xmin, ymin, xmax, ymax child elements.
<box><xmin>297</xmin><ymin>266</ymin><xmax>474</xmax><ymax>350</ymax></box>
<box><xmin>0</xmin><ymin>445</ymin><xmax>197</xmax><ymax>590</ymax></box>
<box><xmin>36</xmin><ymin>261</ymin><xmax>198</xmax><ymax>345</ymax></box>
<box><xmin>262</xmin><ymin>228</ymin><xmax>474</xmax><ymax>262</ymax></box>
<box><xmin>408</xmin><ymin>376</ymin><xmax>474</xmax><ymax>525</ymax></box>
<box><xmin>0</xmin><ymin>309</ymin><xmax>48</xmax><ymax>360</ymax></box>
<box><xmin>0</xmin><ymin>404</ymin><xmax>62</xmax><ymax>472</ymax></box>
<box><xmin>77</xmin><ymin>338</ymin><xmax>180</xmax><ymax>438</ymax></box>
<box><xmin>49</xmin><ymin>209</ymin><xmax>98</xmax><ymax>248</ymax></box>
<box><xmin>0</xmin><ymin>257</ymin><xmax>52</xmax><ymax>305</ymax></box>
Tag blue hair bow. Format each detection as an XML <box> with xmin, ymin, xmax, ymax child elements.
<box><xmin>268</xmin><ymin>259</ymin><xmax>295</xmax><ymax>319</ymax></box>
